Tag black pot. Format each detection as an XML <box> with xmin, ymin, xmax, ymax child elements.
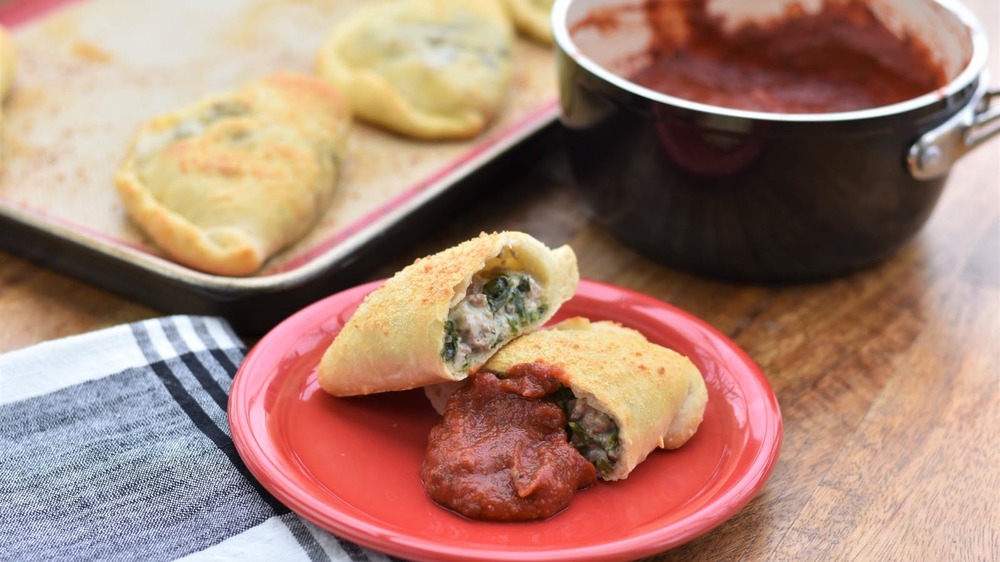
<box><xmin>554</xmin><ymin>0</ymin><xmax>999</xmax><ymax>282</ymax></box>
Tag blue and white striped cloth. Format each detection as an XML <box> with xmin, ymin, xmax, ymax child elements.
<box><xmin>0</xmin><ymin>316</ymin><xmax>395</xmax><ymax>562</ymax></box>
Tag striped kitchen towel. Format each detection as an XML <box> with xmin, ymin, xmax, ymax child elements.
<box><xmin>0</xmin><ymin>316</ymin><xmax>395</xmax><ymax>562</ymax></box>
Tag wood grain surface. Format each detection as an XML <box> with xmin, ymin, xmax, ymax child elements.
<box><xmin>1</xmin><ymin>0</ymin><xmax>998</xmax><ymax>560</ymax></box>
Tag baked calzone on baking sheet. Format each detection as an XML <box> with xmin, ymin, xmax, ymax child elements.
<box><xmin>315</xmin><ymin>0</ymin><xmax>513</xmax><ymax>140</ymax></box>
<box><xmin>114</xmin><ymin>73</ymin><xmax>351</xmax><ymax>276</ymax></box>
<box><xmin>502</xmin><ymin>0</ymin><xmax>555</xmax><ymax>45</ymax></box>
<box><xmin>318</xmin><ymin>231</ymin><xmax>579</xmax><ymax>396</ymax></box>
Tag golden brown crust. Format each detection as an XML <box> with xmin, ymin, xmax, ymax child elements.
<box><xmin>481</xmin><ymin>317</ymin><xmax>708</xmax><ymax>480</ymax></box>
<box><xmin>315</xmin><ymin>0</ymin><xmax>513</xmax><ymax>140</ymax></box>
<box><xmin>317</xmin><ymin>231</ymin><xmax>579</xmax><ymax>396</ymax></box>
<box><xmin>114</xmin><ymin>73</ymin><xmax>351</xmax><ymax>276</ymax></box>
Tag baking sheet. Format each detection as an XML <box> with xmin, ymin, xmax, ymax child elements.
<box><xmin>0</xmin><ymin>0</ymin><xmax>560</xmax><ymax>332</ymax></box>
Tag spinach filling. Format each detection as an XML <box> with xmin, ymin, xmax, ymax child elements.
<box><xmin>483</xmin><ymin>273</ymin><xmax>547</xmax><ymax>329</ymax></box>
<box><xmin>442</xmin><ymin>319</ymin><xmax>460</xmax><ymax>363</ymax></box>
<box><xmin>552</xmin><ymin>387</ymin><xmax>621</xmax><ymax>477</ymax></box>
<box><xmin>441</xmin><ymin>270</ymin><xmax>547</xmax><ymax>370</ymax></box>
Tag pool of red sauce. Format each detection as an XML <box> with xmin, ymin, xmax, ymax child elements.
<box><xmin>580</xmin><ymin>0</ymin><xmax>949</xmax><ymax>113</ymax></box>
<box><xmin>420</xmin><ymin>362</ymin><xmax>596</xmax><ymax>522</ymax></box>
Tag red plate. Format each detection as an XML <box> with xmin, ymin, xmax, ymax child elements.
<box><xmin>229</xmin><ymin>279</ymin><xmax>782</xmax><ymax>561</ymax></box>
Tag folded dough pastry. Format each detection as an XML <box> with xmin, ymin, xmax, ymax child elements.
<box><xmin>115</xmin><ymin>73</ymin><xmax>350</xmax><ymax>276</ymax></box>
<box><xmin>318</xmin><ymin>231</ymin><xmax>579</xmax><ymax>396</ymax></box>
<box><xmin>427</xmin><ymin>317</ymin><xmax>708</xmax><ymax>481</ymax></box>
<box><xmin>501</xmin><ymin>0</ymin><xmax>554</xmax><ymax>45</ymax></box>
<box><xmin>315</xmin><ymin>0</ymin><xmax>513</xmax><ymax>140</ymax></box>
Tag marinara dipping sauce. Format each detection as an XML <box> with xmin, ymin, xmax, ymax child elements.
<box><xmin>420</xmin><ymin>363</ymin><xmax>596</xmax><ymax>521</ymax></box>
<box><xmin>630</xmin><ymin>0</ymin><xmax>948</xmax><ymax>113</ymax></box>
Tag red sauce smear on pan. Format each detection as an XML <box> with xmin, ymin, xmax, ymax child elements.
<box><xmin>627</xmin><ymin>0</ymin><xmax>949</xmax><ymax>113</ymax></box>
<box><xmin>420</xmin><ymin>363</ymin><xmax>596</xmax><ymax>521</ymax></box>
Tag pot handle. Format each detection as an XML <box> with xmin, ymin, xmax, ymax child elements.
<box><xmin>907</xmin><ymin>77</ymin><xmax>1000</xmax><ymax>181</ymax></box>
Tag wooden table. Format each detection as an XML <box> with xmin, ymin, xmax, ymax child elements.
<box><xmin>2</xmin><ymin>2</ymin><xmax>998</xmax><ymax>560</ymax></box>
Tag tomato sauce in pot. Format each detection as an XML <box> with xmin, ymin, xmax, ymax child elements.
<box><xmin>420</xmin><ymin>363</ymin><xmax>596</xmax><ymax>521</ymax></box>
<box><xmin>630</xmin><ymin>0</ymin><xmax>948</xmax><ymax>113</ymax></box>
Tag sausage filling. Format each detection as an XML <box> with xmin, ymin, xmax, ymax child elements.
<box><xmin>441</xmin><ymin>269</ymin><xmax>547</xmax><ymax>371</ymax></box>
<box><xmin>552</xmin><ymin>388</ymin><xmax>621</xmax><ymax>478</ymax></box>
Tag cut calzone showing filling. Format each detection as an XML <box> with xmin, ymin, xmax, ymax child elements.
<box><xmin>317</xmin><ymin>231</ymin><xmax>579</xmax><ymax>396</ymax></box>
<box><xmin>315</xmin><ymin>0</ymin><xmax>513</xmax><ymax>140</ymax></box>
<box><xmin>115</xmin><ymin>73</ymin><xmax>351</xmax><ymax>276</ymax></box>
<box><xmin>425</xmin><ymin>317</ymin><xmax>709</xmax><ymax>483</ymax></box>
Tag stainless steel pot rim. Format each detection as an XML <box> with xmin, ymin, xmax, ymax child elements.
<box><xmin>552</xmin><ymin>0</ymin><xmax>990</xmax><ymax>123</ymax></box>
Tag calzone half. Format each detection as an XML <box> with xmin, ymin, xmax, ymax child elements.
<box><xmin>115</xmin><ymin>73</ymin><xmax>351</xmax><ymax>276</ymax></box>
<box><xmin>315</xmin><ymin>0</ymin><xmax>513</xmax><ymax>140</ymax></box>
<box><xmin>318</xmin><ymin>231</ymin><xmax>578</xmax><ymax>396</ymax></box>
<box><xmin>426</xmin><ymin>317</ymin><xmax>709</xmax><ymax>481</ymax></box>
